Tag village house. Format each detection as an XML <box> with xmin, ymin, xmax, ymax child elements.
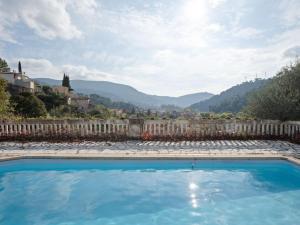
<box><xmin>52</xmin><ymin>84</ymin><xmax>90</xmax><ymax>110</ymax></box>
<box><xmin>70</xmin><ymin>94</ymin><xmax>90</xmax><ymax>111</ymax></box>
<box><xmin>0</xmin><ymin>62</ymin><xmax>38</xmax><ymax>93</ymax></box>
<box><xmin>52</xmin><ymin>85</ymin><xmax>69</xmax><ymax>96</ymax></box>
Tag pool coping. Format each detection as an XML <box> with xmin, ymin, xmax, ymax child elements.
<box><xmin>1</xmin><ymin>153</ymin><xmax>300</xmax><ymax>166</ymax></box>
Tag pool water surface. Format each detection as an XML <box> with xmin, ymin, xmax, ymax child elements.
<box><xmin>0</xmin><ymin>159</ymin><xmax>300</xmax><ymax>225</ymax></box>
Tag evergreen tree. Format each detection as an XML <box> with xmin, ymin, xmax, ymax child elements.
<box><xmin>62</xmin><ymin>73</ymin><xmax>67</xmax><ymax>86</ymax></box>
<box><xmin>18</xmin><ymin>61</ymin><xmax>22</xmax><ymax>74</ymax></box>
<box><xmin>66</xmin><ymin>75</ymin><xmax>70</xmax><ymax>88</ymax></box>
<box><xmin>62</xmin><ymin>74</ymin><xmax>72</xmax><ymax>91</ymax></box>
<box><xmin>147</xmin><ymin>109</ymin><xmax>151</xmax><ymax>116</ymax></box>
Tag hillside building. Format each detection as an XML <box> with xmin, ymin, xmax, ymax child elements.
<box><xmin>70</xmin><ymin>94</ymin><xmax>90</xmax><ymax>111</ymax></box>
<box><xmin>0</xmin><ymin>64</ymin><xmax>38</xmax><ymax>93</ymax></box>
<box><xmin>52</xmin><ymin>86</ymin><xmax>70</xmax><ymax>96</ymax></box>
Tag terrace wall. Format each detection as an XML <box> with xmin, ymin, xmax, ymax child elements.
<box><xmin>0</xmin><ymin>119</ymin><xmax>299</xmax><ymax>141</ymax></box>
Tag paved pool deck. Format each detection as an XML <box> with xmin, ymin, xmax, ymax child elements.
<box><xmin>1</xmin><ymin>140</ymin><xmax>300</xmax><ymax>164</ymax></box>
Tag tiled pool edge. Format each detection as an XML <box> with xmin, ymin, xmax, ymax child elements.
<box><xmin>1</xmin><ymin>153</ymin><xmax>300</xmax><ymax>166</ymax></box>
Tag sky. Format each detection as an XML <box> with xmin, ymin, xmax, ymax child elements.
<box><xmin>0</xmin><ymin>0</ymin><xmax>300</xmax><ymax>96</ymax></box>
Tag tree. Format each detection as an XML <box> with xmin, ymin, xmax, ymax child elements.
<box><xmin>11</xmin><ymin>92</ymin><xmax>47</xmax><ymax>118</ymax></box>
<box><xmin>88</xmin><ymin>105</ymin><xmax>111</xmax><ymax>119</ymax></box>
<box><xmin>42</xmin><ymin>85</ymin><xmax>53</xmax><ymax>95</ymax></box>
<box><xmin>245</xmin><ymin>61</ymin><xmax>300</xmax><ymax>121</ymax></box>
<box><xmin>38</xmin><ymin>85</ymin><xmax>68</xmax><ymax>112</ymax></box>
<box><xmin>18</xmin><ymin>61</ymin><xmax>22</xmax><ymax>74</ymax></box>
<box><xmin>0</xmin><ymin>78</ymin><xmax>11</xmax><ymax>116</ymax></box>
<box><xmin>209</xmin><ymin>95</ymin><xmax>247</xmax><ymax>113</ymax></box>
<box><xmin>62</xmin><ymin>74</ymin><xmax>72</xmax><ymax>91</ymax></box>
<box><xmin>62</xmin><ymin>73</ymin><xmax>67</xmax><ymax>86</ymax></box>
<box><xmin>37</xmin><ymin>92</ymin><xmax>68</xmax><ymax>112</ymax></box>
<box><xmin>89</xmin><ymin>94</ymin><xmax>137</xmax><ymax>112</ymax></box>
<box><xmin>130</xmin><ymin>107</ymin><xmax>136</xmax><ymax>114</ymax></box>
<box><xmin>0</xmin><ymin>58</ymin><xmax>8</xmax><ymax>69</ymax></box>
<box><xmin>147</xmin><ymin>109</ymin><xmax>151</xmax><ymax>116</ymax></box>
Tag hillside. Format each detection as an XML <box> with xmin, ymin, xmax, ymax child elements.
<box><xmin>89</xmin><ymin>94</ymin><xmax>137</xmax><ymax>112</ymax></box>
<box><xmin>189</xmin><ymin>79</ymin><xmax>270</xmax><ymax>112</ymax></box>
<box><xmin>35</xmin><ymin>78</ymin><xmax>213</xmax><ymax>108</ymax></box>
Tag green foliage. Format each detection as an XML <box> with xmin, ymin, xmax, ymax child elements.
<box><xmin>190</xmin><ymin>79</ymin><xmax>269</xmax><ymax>112</ymax></box>
<box><xmin>200</xmin><ymin>112</ymin><xmax>211</xmax><ymax>119</ymax></box>
<box><xmin>235</xmin><ymin>112</ymin><xmax>254</xmax><ymax>120</ymax></box>
<box><xmin>147</xmin><ymin>109</ymin><xmax>151</xmax><ymax>116</ymax></box>
<box><xmin>37</xmin><ymin>88</ymin><xmax>68</xmax><ymax>112</ymax></box>
<box><xmin>209</xmin><ymin>95</ymin><xmax>247</xmax><ymax>113</ymax></box>
<box><xmin>219</xmin><ymin>112</ymin><xmax>235</xmax><ymax>120</ymax></box>
<box><xmin>0</xmin><ymin>58</ymin><xmax>8</xmax><ymax>68</ymax></box>
<box><xmin>41</xmin><ymin>85</ymin><xmax>53</xmax><ymax>95</ymax></box>
<box><xmin>89</xmin><ymin>94</ymin><xmax>136</xmax><ymax>112</ymax></box>
<box><xmin>49</xmin><ymin>105</ymin><xmax>81</xmax><ymax>118</ymax></box>
<box><xmin>11</xmin><ymin>92</ymin><xmax>47</xmax><ymax>118</ymax></box>
<box><xmin>245</xmin><ymin>62</ymin><xmax>300</xmax><ymax>121</ymax></box>
<box><xmin>88</xmin><ymin>105</ymin><xmax>112</xmax><ymax>119</ymax></box>
<box><xmin>62</xmin><ymin>74</ymin><xmax>72</xmax><ymax>91</ymax></box>
<box><xmin>197</xmin><ymin>112</ymin><xmax>251</xmax><ymax>120</ymax></box>
<box><xmin>0</xmin><ymin>78</ymin><xmax>12</xmax><ymax>116</ymax></box>
<box><xmin>160</xmin><ymin>104</ymin><xmax>182</xmax><ymax>112</ymax></box>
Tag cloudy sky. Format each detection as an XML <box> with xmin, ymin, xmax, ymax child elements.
<box><xmin>0</xmin><ymin>0</ymin><xmax>300</xmax><ymax>96</ymax></box>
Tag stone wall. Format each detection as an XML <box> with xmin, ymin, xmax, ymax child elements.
<box><xmin>0</xmin><ymin>119</ymin><xmax>299</xmax><ymax>141</ymax></box>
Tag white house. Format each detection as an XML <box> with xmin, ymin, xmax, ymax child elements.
<box><xmin>0</xmin><ymin>67</ymin><xmax>36</xmax><ymax>93</ymax></box>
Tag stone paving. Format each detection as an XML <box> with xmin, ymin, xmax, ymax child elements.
<box><xmin>0</xmin><ymin>140</ymin><xmax>300</xmax><ymax>157</ymax></box>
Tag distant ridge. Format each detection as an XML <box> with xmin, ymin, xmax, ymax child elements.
<box><xmin>35</xmin><ymin>78</ymin><xmax>213</xmax><ymax>108</ymax></box>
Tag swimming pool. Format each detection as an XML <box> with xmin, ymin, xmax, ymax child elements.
<box><xmin>0</xmin><ymin>159</ymin><xmax>300</xmax><ymax>225</ymax></box>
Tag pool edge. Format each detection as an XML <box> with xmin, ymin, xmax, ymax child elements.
<box><xmin>1</xmin><ymin>154</ymin><xmax>300</xmax><ymax>166</ymax></box>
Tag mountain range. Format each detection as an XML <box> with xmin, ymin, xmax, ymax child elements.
<box><xmin>35</xmin><ymin>78</ymin><xmax>213</xmax><ymax>108</ymax></box>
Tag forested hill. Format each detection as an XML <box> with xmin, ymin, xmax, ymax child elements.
<box><xmin>246</xmin><ymin>62</ymin><xmax>300</xmax><ymax>121</ymax></box>
<box><xmin>189</xmin><ymin>79</ymin><xmax>270</xmax><ymax>112</ymax></box>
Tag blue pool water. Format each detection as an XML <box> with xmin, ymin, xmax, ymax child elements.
<box><xmin>0</xmin><ymin>160</ymin><xmax>300</xmax><ymax>225</ymax></box>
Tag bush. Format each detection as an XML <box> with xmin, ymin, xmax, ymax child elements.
<box><xmin>11</xmin><ymin>92</ymin><xmax>47</xmax><ymax>118</ymax></box>
<box><xmin>0</xmin><ymin>78</ymin><xmax>12</xmax><ymax>117</ymax></box>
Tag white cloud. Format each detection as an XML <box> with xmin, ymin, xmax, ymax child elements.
<box><xmin>9</xmin><ymin>57</ymin><xmax>124</xmax><ymax>84</ymax></box>
<box><xmin>123</xmin><ymin>64</ymin><xmax>162</xmax><ymax>76</ymax></box>
<box><xmin>82</xmin><ymin>51</ymin><xmax>134</xmax><ymax>66</ymax></box>
<box><xmin>232</xmin><ymin>27</ymin><xmax>263</xmax><ymax>39</ymax></box>
<box><xmin>97</xmin><ymin>0</ymin><xmax>222</xmax><ymax>49</ymax></box>
<box><xmin>68</xmin><ymin>0</ymin><xmax>98</xmax><ymax>17</ymax></box>
<box><xmin>116</xmin><ymin>42</ymin><xmax>293</xmax><ymax>96</ymax></box>
<box><xmin>0</xmin><ymin>0</ymin><xmax>83</xmax><ymax>41</ymax></box>
<box><xmin>14</xmin><ymin>58</ymin><xmax>60</xmax><ymax>77</ymax></box>
<box><xmin>62</xmin><ymin>64</ymin><xmax>110</xmax><ymax>80</ymax></box>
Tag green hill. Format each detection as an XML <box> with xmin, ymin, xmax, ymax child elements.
<box><xmin>189</xmin><ymin>79</ymin><xmax>270</xmax><ymax>113</ymax></box>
